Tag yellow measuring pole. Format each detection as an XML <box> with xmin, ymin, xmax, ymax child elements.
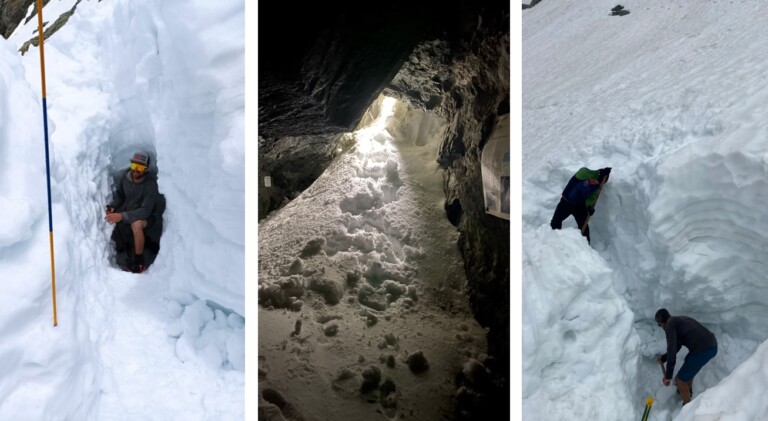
<box><xmin>35</xmin><ymin>0</ymin><xmax>58</xmax><ymax>327</ymax></box>
<box><xmin>641</xmin><ymin>396</ymin><xmax>654</xmax><ymax>421</ymax></box>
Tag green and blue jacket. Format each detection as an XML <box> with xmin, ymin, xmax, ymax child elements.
<box><xmin>561</xmin><ymin>167</ymin><xmax>600</xmax><ymax>207</ymax></box>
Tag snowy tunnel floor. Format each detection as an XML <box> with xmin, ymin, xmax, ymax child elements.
<box><xmin>94</xmin><ymin>269</ymin><xmax>243</xmax><ymax>419</ymax></box>
<box><xmin>258</xmin><ymin>99</ymin><xmax>491</xmax><ymax>420</ymax></box>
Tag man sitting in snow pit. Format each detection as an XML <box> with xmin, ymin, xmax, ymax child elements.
<box><xmin>105</xmin><ymin>151</ymin><xmax>163</xmax><ymax>273</ymax></box>
<box><xmin>550</xmin><ymin>166</ymin><xmax>611</xmax><ymax>244</ymax></box>
<box><xmin>655</xmin><ymin>308</ymin><xmax>718</xmax><ymax>406</ymax></box>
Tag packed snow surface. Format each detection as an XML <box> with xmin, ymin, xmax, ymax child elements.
<box><xmin>524</xmin><ymin>1</ymin><xmax>768</xmax><ymax>420</ymax></box>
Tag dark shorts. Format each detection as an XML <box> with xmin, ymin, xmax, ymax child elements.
<box><xmin>112</xmin><ymin>214</ymin><xmax>158</xmax><ymax>244</ymax></box>
<box><xmin>677</xmin><ymin>346</ymin><xmax>717</xmax><ymax>381</ymax></box>
<box><xmin>118</xmin><ymin>214</ymin><xmax>156</xmax><ymax>229</ymax></box>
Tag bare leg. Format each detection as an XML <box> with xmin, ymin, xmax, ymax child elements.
<box><xmin>676</xmin><ymin>377</ymin><xmax>692</xmax><ymax>404</ymax></box>
<box><xmin>131</xmin><ymin>220</ymin><xmax>148</xmax><ymax>255</ymax></box>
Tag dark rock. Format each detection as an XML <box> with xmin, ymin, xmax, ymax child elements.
<box><xmin>258</xmin><ymin>134</ymin><xmax>340</xmax><ymax>219</ymax></box>
<box><xmin>385</xmin><ymin>354</ymin><xmax>396</xmax><ymax>368</ymax></box>
<box><xmin>299</xmin><ymin>237</ymin><xmax>326</xmax><ymax>258</ymax></box>
<box><xmin>290</xmin><ymin>300</ymin><xmax>303</xmax><ymax>312</ymax></box>
<box><xmin>445</xmin><ymin>198</ymin><xmax>463</xmax><ymax>227</ymax></box>
<box><xmin>19</xmin><ymin>0</ymin><xmax>81</xmax><ymax>55</ymax></box>
<box><xmin>406</xmin><ymin>350</ymin><xmax>429</xmax><ymax>373</ymax></box>
<box><xmin>0</xmin><ymin>0</ymin><xmax>37</xmax><ymax>39</ymax></box>
<box><xmin>360</xmin><ymin>365</ymin><xmax>382</xmax><ymax>393</ymax></box>
<box><xmin>522</xmin><ymin>0</ymin><xmax>541</xmax><ymax>9</ymax></box>
<box><xmin>324</xmin><ymin>323</ymin><xmax>339</xmax><ymax>336</ymax></box>
<box><xmin>261</xmin><ymin>388</ymin><xmax>306</xmax><ymax>421</ymax></box>
<box><xmin>380</xmin><ymin>377</ymin><xmax>397</xmax><ymax>414</ymax></box>
<box><xmin>380</xmin><ymin>378</ymin><xmax>396</xmax><ymax>396</ymax></box>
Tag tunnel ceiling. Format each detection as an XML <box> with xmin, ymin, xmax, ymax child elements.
<box><xmin>257</xmin><ymin>0</ymin><xmax>498</xmax><ymax>140</ymax></box>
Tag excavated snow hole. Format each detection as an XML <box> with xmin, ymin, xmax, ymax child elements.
<box><xmin>588</xmin><ymin>152</ymin><xmax>768</xmax><ymax>414</ymax></box>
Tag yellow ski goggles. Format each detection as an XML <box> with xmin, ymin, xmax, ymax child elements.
<box><xmin>130</xmin><ymin>162</ymin><xmax>148</xmax><ymax>172</ymax></box>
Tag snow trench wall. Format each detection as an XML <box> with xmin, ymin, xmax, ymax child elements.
<box><xmin>523</xmin><ymin>227</ymin><xmax>640</xmax><ymax>419</ymax></box>
<box><xmin>103</xmin><ymin>0</ymin><xmax>244</xmax><ymax>314</ymax></box>
<box><xmin>0</xmin><ymin>38</ymin><xmax>101</xmax><ymax>420</ymax></box>
<box><xmin>582</xmin><ymin>127</ymin><xmax>768</xmax><ymax>347</ymax></box>
<box><xmin>523</xmin><ymin>117</ymin><xmax>768</xmax><ymax>418</ymax></box>
<box><xmin>646</xmin><ymin>140</ymin><xmax>768</xmax><ymax>339</ymax></box>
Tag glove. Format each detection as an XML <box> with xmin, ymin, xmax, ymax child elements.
<box><xmin>588</xmin><ymin>206</ymin><xmax>595</xmax><ymax>216</ymax></box>
<box><xmin>598</xmin><ymin>167</ymin><xmax>612</xmax><ymax>181</ymax></box>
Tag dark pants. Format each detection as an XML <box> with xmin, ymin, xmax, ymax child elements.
<box><xmin>550</xmin><ymin>198</ymin><xmax>590</xmax><ymax>243</ymax></box>
<box><xmin>677</xmin><ymin>346</ymin><xmax>717</xmax><ymax>382</ymax></box>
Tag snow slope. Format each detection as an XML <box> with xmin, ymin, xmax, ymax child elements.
<box><xmin>523</xmin><ymin>1</ymin><xmax>768</xmax><ymax>420</ymax></box>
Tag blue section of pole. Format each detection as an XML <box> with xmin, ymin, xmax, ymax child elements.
<box><xmin>42</xmin><ymin>98</ymin><xmax>53</xmax><ymax>232</ymax></box>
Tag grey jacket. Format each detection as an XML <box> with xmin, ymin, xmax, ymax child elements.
<box><xmin>108</xmin><ymin>170</ymin><xmax>160</xmax><ymax>224</ymax></box>
<box><xmin>660</xmin><ymin>316</ymin><xmax>717</xmax><ymax>379</ymax></box>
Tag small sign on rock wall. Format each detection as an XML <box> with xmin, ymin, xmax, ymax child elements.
<box><xmin>481</xmin><ymin>114</ymin><xmax>510</xmax><ymax>220</ymax></box>
<box><xmin>264</xmin><ymin>176</ymin><xmax>272</xmax><ymax>188</ymax></box>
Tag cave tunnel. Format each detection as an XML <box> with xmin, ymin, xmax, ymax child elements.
<box><xmin>258</xmin><ymin>1</ymin><xmax>511</xmax><ymax>420</ymax></box>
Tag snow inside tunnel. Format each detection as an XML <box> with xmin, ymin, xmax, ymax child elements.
<box><xmin>258</xmin><ymin>96</ymin><xmax>494</xmax><ymax>420</ymax></box>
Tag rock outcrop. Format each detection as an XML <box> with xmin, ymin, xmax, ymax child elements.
<box><xmin>0</xmin><ymin>0</ymin><xmax>37</xmax><ymax>39</ymax></box>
